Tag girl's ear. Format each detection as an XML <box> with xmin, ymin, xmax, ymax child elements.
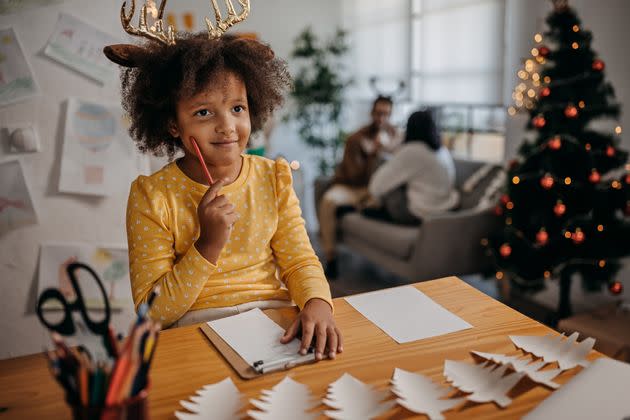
<box><xmin>167</xmin><ymin>119</ymin><xmax>180</xmax><ymax>138</ymax></box>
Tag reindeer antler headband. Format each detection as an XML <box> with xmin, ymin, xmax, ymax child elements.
<box><xmin>104</xmin><ymin>0</ymin><xmax>250</xmax><ymax>67</ymax></box>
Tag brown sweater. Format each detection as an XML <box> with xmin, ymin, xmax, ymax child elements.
<box><xmin>334</xmin><ymin>124</ymin><xmax>398</xmax><ymax>187</ymax></box>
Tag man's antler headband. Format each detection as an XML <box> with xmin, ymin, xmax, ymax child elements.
<box><xmin>104</xmin><ymin>0</ymin><xmax>250</xmax><ymax>67</ymax></box>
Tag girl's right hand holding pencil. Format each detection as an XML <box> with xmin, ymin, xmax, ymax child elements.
<box><xmin>194</xmin><ymin>179</ymin><xmax>239</xmax><ymax>264</ymax></box>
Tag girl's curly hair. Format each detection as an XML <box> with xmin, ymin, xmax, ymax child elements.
<box><xmin>120</xmin><ymin>33</ymin><xmax>291</xmax><ymax>158</ymax></box>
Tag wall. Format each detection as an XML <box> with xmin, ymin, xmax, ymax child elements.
<box><xmin>0</xmin><ymin>0</ymin><xmax>340</xmax><ymax>359</ymax></box>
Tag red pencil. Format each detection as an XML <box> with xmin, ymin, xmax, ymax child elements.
<box><xmin>190</xmin><ymin>137</ymin><xmax>214</xmax><ymax>185</ymax></box>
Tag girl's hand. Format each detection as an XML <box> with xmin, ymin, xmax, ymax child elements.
<box><xmin>280</xmin><ymin>298</ymin><xmax>343</xmax><ymax>360</ymax></box>
<box><xmin>194</xmin><ymin>179</ymin><xmax>238</xmax><ymax>264</ymax></box>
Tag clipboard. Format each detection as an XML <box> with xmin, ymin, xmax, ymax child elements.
<box><xmin>199</xmin><ymin>308</ymin><xmax>298</xmax><ymax>380</ymax></box>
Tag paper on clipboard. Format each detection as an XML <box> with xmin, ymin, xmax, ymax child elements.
<box><xmin>205</xmin><ymin>308</ymin><xmax>302</xmax><ymax>367</ymax></box>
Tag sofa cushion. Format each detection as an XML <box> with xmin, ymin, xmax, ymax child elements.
<box><xmin>340</xmin><ymin>213</ymin><xmax>420</xmax><ymax>259</ymax></box>
<box><xmin>458</xmin><ymin>165</ymin><xmax>504</xmax><ymax>210</ymax></box>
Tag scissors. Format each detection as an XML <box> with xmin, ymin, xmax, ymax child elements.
<box><xmin>36</xmin><ymin>262</ymin><xmax>113</xmax><ymax>358</ymax></box>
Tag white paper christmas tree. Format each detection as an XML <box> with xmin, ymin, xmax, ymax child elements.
<box><xmin>471</xmin><ymin>351</ymin><xmax>561</xmax><ymax>389</ymax></box>
<box><xmin>247</xmin><ymin>376</ymin><xmax>318</xmax><ymax>420</ymax></box>
<box><xmin>174</xmin><ymin>377</ymin><xmax>243</xmax><ymax>420</ymax></box>
<box><xmin>323</xmin><ymin>373</ymin><xmax>395</xmax><ymax>419</ymax></box>
<box><xmin>444</xmin><ymin>360</ymin><xmax>525</xmax><ymax>408</ymax></box>
<box><xmin>510</xmin><ymin>332</ymin><xmax>595</xmax><ymax>370</ymax></box>
<box><xmin>390</xmin><ymin>368</ymin><xmax>463</xmax><ymax>420</ymax></box>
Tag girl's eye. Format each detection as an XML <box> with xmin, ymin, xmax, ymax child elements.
<box><xmin>195</xmin><ymin>109</ymin><xmax>211</xmax><ymax>117</ymax></box>
<box><xmin>233</xmin><ymin>105</ymin><xmax>244</xmax><ymax>113</ymax></box>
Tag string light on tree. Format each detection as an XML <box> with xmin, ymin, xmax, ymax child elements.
<box><xmin>606</xmin><ymin>146</ymin><xmax>616</xmax><ymax>157</ymax></box>
<box><xmin>615</xmin><ymin>126</ymin><xmax>622</xmax><ymax>135</ymax></box>
<box><xmin>540</xmin><ymin>87</ymin><xmax>551</xmax><ymax>98</ymax></box>
<box><xmin>571</xmin><ymin>228</ymin><xmax>585</xmax><ymax>244</ymax></box>
<box><xmin>499</xmin><ymin>243</ymin><xmax>512</xmax><ymax>258</ymax></box>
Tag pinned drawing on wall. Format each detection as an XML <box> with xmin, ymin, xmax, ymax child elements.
<box><xmin>0</xmin><ymin>158</ymin><xmax>37</xmax><ymax>235</ymax></box>
<box><xmin>59</xmin><ymin>97</ymin><xmax>148</xmax><ymax>196</ymax></box>
<box><xmin>43</xmin><ymin>13</ymin><xmax>120</xmax><ymax>84</ymax></box>
<box><xmin>38</xmin><ymin>242</ymin><xmax>131</xmax><ymax>309</ymax></box>
<box><xmin>0</xmin><ymin>27</ymin><xmax>39</xmax><ymax>107</ymax></box>
<box><xmin>0</xmin><ymin>0</ymin><xmax>64</xmax><ymax>15</ymax></box>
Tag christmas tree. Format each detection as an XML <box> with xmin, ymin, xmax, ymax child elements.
<box><xmin>486</xmin><ymin>0</ymin><xmax>630</xmax><ymax>318</ymax></box>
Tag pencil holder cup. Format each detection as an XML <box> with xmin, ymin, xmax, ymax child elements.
<box><xmin>70</xmin><ymin>389</ymin><xmax>149</xmax><ymax>420</ymax></box>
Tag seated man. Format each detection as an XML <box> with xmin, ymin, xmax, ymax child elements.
<box><xmin>318</xmin><ymin>95</ymin><xmax>401</xmax><ymax>278</ymax></box>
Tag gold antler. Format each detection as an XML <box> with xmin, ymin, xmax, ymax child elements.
<box><xmin>206</xmin><ymin>0</ymin><xmax>250</xmax><ymax>40</ymax></box>
<box><xmin>120</xmin><ymin>0</ymin><xmax>176</xmax><ymax>46</ymax></box>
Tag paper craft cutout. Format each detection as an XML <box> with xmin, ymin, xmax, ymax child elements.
<box><xmin>510</xmin><ymin>332</ymin><xmax>595</xmax><ymax>371</ymax></box>
<box><xmin>323</xmin><ymin>373</ymin><xmax>395</xmax><ymax>419</ymax></box>
<box><xmin>0</xmin><ymin>159</ymin><xmax>37</xmax><ymax>234</ymax></box>
<box><xmin>0</xmin><ymin>0</ymin><xmax>64</xmax><ymax>15</ymax></box>
<box><xmin>247</xmin><ymin>376</ymin><xmax>317</xmax><ymax>420</ymax></box>
<box><xmin>443</xmin><ymin>360</ymin><xmax>525</xmax><ymax>408</ymax></box>
<box><xmin>38</xmin><ymin>242</ymin><xmax>131</xmax><ymax>309</ymax></box>
<box><xmin>174</xmin><ymin>377</ymin><xmax>242</xmax><ymax>420</ymax></box>
<box><xmin>59</xmin><ymin>97</ymin><xmax>148</xmax><ymax>196</ymax></box>
<box><xmin>471</xmin><ymin>351</ymin><xmax>561</xmax><ymax>389</ymax></box>
<box><xmin>43</xmin><ymin>13</ymin><xmax>120</xmax><ymax>84</ymax></box>
<box><xmin>390</xmin><ymin>368</ymin><xmax>462</xmax><ymax>420</ymax></box>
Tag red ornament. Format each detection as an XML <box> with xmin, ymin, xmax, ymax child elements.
<box><xmin>548</xmin><ymin>136</ymin><xmax>562</xmax><ymax>150</ymax></box>
<box><xmin>494</xmin><ymin>205</ymin><xmax>504</xmax><ymax>216</ymax></box>
<box><xmin>500</xmin><ymin>194</ymin><xmax>511</xmax><ymax>205</ymax></box>
<box><xmin>589</xmin><ymin>169</ymin><xmax>601</xmax><ymax>183</ymax></box>
<box><xmin>554</xmin><ymin>201</ymin><xmax>566</xmax><ymax>216</ymax></box>
<box><xmin>571</xmin><ymin>229</ymin><xmax>585</xmax><ymax>244</ymax></box>
<box><xmin>536</xmin><ymin>229</ymin><xmax>549</xmax><ymax>245</ymax></box>
<box><xmin>592</xmin><ymin>59</ymin><xmax>605</xmax><ymax>71</ymax></box>
<box><xmin>538</xmin><ymin>46</ymin><xmax>551</xmax><ymax>57</ymax></box>
<box><xmin>540</xmin><ymin>87</ymin><xmax>551</xmax><ymax>97</ymax></box>
<box><xmin>625</xmin><ymin>174</ymin><xmax>630</xmax><ymax>184</ymax></box>
<box><xmin>564</xmin><ymin>105</ymin><xmax>579</xmax><ymax>118</ymax></box>
<box><xmin>609</xmin><ymin>281</ymin><xmax>623</xmax><ymax>295</ymax></box>
<box><xmin>509</xmin><ymin>159</ymin><xmax>519</xmax><ymax>170</ymax></box>
<box><xmin>606</xmin><ymin>146</ymin><xmax>616</xmax><ymax>157</ymax></box>
<box><xmin>540</xmin><ymin>174</ymin><xmax>554</xmax><ymax>189</ymax></box>
<box><xmin>500</xmin><ymin>243</ymin><xmax>512</xmax><ymax>258</ymax></box>
<box><xmin>532</xmin><ymin>115</ymin><xmax>546</xmax><ymax>128</ymax></box>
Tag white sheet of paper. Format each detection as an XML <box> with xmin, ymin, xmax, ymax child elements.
<box><xmin>43</xmin><ymin>13</ymin><xmax>120</xmax><ymax>84</ymax></box>
<box><xmin>58</xmin><ymin>97</ymin><xmax>149</xmax><ymax>196</ymax></box>
<box><xmin>524</xmin><ymin>358</ymin><xmax>630</xmax><ymax>420</ymax></box>
<box><xmin>0</xmin><ymin>159</ymin><xmax>38</xmax><ymax>234</ymax></box>
<box><xmin>323</xmin><ymin>373</ymin><xmax>395</xmax><ymax>420</ymax></box>
<box><xmin>471</xmin><ymin>351</ymin><xmax>561</xmax><ymax>389</ymax></box>
<box><xmin>510</xmin><ymin>332</ymin><xmax>594</xmax><ymax>371</ymax></box>
<box><xmin>175</xmin><ymin>377</ymin><xmax>242</xmax><ymax>420</ymax></box>
<box><xmin>444</xmin><ymin>360</ymin><xmax>525</xmax><ymax>408</ymax></box>
<box><xmin>207</xmin><ymin>308</ymin><xmax>301</xmax><ymax>366</ymax></box>
<box><xmin>345</xmin><ymin>286</ymin><xmax>472</xmax><ymax>344</ymax></box>
<box><xmin>38</xmin><ymin>242</ymin><xmax>131</xmax><ymax>310</ymax></box>
<box><xmin>391</xmin><ymin>368</ymin><xmax>462</xmax><ymax>420</ymax></box>
<box><xmin>0</xmin><ymin>27</ymin><xmax>39</xmax><ymax>107</ymax></box>
<box><xmin>248</xmin><ymin>376</ymin><xmax>317</xmax><ymax>420</ymax></box>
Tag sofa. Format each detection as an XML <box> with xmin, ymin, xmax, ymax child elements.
<box><xmin>314</xmin><ymin>158</ymin><xmax>504</xmax><ymax>282</ymax></box>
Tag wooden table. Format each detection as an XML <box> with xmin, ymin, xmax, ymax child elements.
<box><xmin>0</xmin><ymin>277</ymin><xmax>600</xmax><ymax>419</ymax></box>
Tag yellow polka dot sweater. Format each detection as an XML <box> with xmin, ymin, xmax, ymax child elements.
<box><xmin>126</xmin><ymin>155</ymin><xmax>332</xmax><ymax>327</ymax></box>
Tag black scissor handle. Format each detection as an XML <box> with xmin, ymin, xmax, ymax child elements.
<box><xmin>36</xmin><ymin>262</ymin><xmax>111</xmax><ymax>337</ymax></box>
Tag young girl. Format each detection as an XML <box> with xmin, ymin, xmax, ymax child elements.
<box><xmin>104</xmin><ymin>16</ymin><xmax>341</xmax><ymax>360</ymax></box>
